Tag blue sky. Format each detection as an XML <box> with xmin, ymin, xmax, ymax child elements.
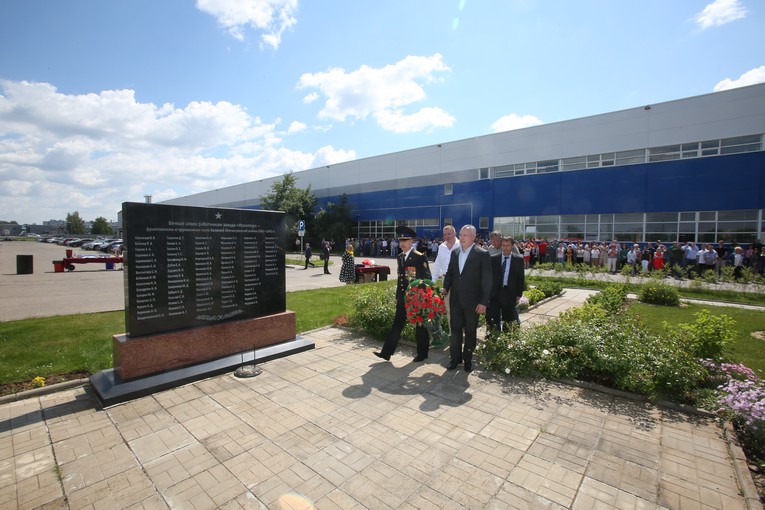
<box><xmin>1</xmin><ymin>0</ymin><xmax>763</xmax><ymax>225</ymax></box>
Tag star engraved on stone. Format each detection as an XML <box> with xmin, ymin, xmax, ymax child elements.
<box><xmin>215</xmin><ymin>212</ymin><xmax>222</xmax><ymax>220</ymax></box>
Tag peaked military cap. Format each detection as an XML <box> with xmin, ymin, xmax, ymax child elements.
<box><xmin>396</xmin><ymin>225</ymin><xmax>417</xmax><ymax>240</ymax></box>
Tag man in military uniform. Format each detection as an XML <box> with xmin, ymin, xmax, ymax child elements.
<box><xmin>374</xmin><ymin>225</ymin><xmax>432</xmax><ymax>362</ymax></box>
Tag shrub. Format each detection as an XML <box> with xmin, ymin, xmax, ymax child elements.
<box><xmin>534</xmin><ymin>280</ymin><xmax>563</xmax><ymax>298</ymax></box>
<box><xmin>477</xmin><ymin>300</ymin><xmax>708</xmax><ymax>401</ymax></box>
<box><xmin>348</xmin><ymin>284</ymin><xmax>409</xmax><ymax>341</ymax></box>
<box><xmin>667</xmin><ymin>309</ymin><xmax>735</xmax><ymax>360</ymax></box>
<box><xmin>523</xmin><ymin>288</ymin><xmax>546</xmax><ymax>305</ymax></box>
<box><xmin>586</xmin><ymin>284</ymin><xmax>627</xmax><ymax>313</ymax></box>
<box><xmin>639</xmin><ymin>282</ymin><xmax>680</xmax><ymax>306</ymax></box>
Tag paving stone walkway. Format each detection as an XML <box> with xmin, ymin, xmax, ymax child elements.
<box><xmin>1</xmin><ymin>307</ymin><xmax>759</xmax><ymax>509</ymax></box>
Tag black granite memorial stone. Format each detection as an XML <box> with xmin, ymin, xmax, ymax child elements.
<box><xmin>122</xmin><ymin>202</ymin><xmax>286</xmax><ymax>338</ymax></box>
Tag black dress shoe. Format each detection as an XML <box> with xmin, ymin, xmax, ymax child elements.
<box><xmin>412</xmin><ymin>355</ymin><xmax>427</xmax><ymax>362</ymax></box>
<box><xmin>373</xmin><ymin>351</ymin><xmax>390</xmax><ymax>361</ymax></box>
<box><xmin>464</xmin><ymin>361</ymin><xmax>473</xmax><ymax>373</ymax></box>
<box><xmin>446</xmin><ymin>361</ymin><xmax>459</xmax><ymax>370</ymax></box>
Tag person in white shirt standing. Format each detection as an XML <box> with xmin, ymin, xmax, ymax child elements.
<box><xmin>434</xmin><ymin>225</ymin><xmax>460</xmax><ymax>333</ymax></box>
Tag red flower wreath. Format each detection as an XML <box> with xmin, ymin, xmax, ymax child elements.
<box><xmin>404</xmin><ymin>279</ymin><xmax>448</xmax><ymax>345</ymax></box>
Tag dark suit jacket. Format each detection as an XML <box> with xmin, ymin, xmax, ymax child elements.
<box><xmin>491</xmin><ymin>252</ymin><xmax>525</xmax><ymax>303</ymax></box>
<box><xmin>443</xmin><ymin>244</ymin><xmax>493</xmax><ymax>309</ymax></box>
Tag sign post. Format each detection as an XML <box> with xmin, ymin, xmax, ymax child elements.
<box><xmin>298</xmin><ymin>219</ymin><xmax>305</xmax><ymax>253</ymax></box>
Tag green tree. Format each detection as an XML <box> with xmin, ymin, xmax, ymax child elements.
<box><xmin>260</xmin><ymin>171</ymin><xmax>317</xmax><ymax>239</ymax></box>
<box><xmin>66</xmin><ymin>211</ymin><xmax>86</xmax><ymax>235</ymax></box>
<box><xmin>91</xmin><ymin>217</ymin><xmax>112</xmax><ymax>235</ymax></box>
<box><xmin>314</xmin><ymin>194</ymin><xmax>355</xmax><ymax>249</ymax></box>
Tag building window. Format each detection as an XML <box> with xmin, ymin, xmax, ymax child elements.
<box><xmin>444</xmin><ymin>183</ymin><xmax>453</xmax><ymax>196</ymax></box>
<box><xmin>479</xmin><ymin>217</ymin><xmax>489</xmax><ymax>230</ymax></box>
<box><xmin>479</xmin><ymin>167</ymin><xmax>490</xmax><ymax>180</ymax></box>
<box><xmin>444</xmin><ymin>218</ymin><xmax>452</xmax><ymax>227</ymax></box>
<box><xmin>721</xmin><ymin>135</ymin><xmax>762</xmax><ymax>155</ymax></box>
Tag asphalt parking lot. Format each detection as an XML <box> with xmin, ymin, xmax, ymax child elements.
<box><xmin>0</xmin><ymin>240</ymin><xmax>357</xmax><ymax>322</ymax></box>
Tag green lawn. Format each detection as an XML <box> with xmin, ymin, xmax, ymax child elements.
<box><xmin>626</xmin><ymin>302</ymin><xmax>765</xmax><ymax>375</ymax></box>
<box><xmin>0</xmin><ymin>285</ymin><xmax>356</xmax><ymax>386</ymax></box>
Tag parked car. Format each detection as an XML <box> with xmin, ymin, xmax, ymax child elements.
<box><xmin>88</xmin><ymin>239</ymin><xmax>113</xmax><ymax>250</ymax></box>
<box><xmin>100</xmin><ymin>240</ymin><xmax>123</xmax><ymax>253</ymax></box>
<box><xmin>67</xmin><ymin>238</ymin><xmax>93</xmax><ymax>247</ymax></box>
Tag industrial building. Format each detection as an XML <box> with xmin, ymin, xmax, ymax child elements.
<box><xmin>166</xmin><ymin>83</ymin><xmax>765</xmax><ymax>244</ymax></box>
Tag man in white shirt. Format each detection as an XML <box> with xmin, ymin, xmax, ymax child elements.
<box><xmin>434</xmin><ymin>225</ymin><xmax>459</xmax><ymax>333</ymax></box>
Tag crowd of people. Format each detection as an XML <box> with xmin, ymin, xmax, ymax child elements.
<box><xmin>341</xmin><ymin>234</ymin><xmax>765</xmax><ymax>280</ymax></box>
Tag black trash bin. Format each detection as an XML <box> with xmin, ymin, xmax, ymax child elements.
<box><xmin>17</xmin><ymin>255</ymin><xmax>33</xmax><ymax>274</ymax></box>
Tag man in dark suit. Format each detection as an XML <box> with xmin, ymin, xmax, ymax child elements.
<box><xmin>304</xmin><ymin>243</ymin><xmax>315</xmax><ymax>269</ymax></box>
<box><xmin>488</xmin><ymin>236</ymin><xmax>525</xmax><ymax>332</ymax></box>
<box><xmin>443</xmin><ymin>224</ymin><xmax>493</xmax><ymax>373</ymax></box>
<box><xmin>322</xmin><ymin>240</ymin><xmax>331</xmax><ymax>274</ymax></box>
<box><xmin>374</xmin><ymin>226</ymin><xmax>432</xmax><ymax>362</ymax></box>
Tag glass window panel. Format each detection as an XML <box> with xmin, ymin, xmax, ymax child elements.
<box><xmin>645</xmin><ymin>212</ymin><xmax>677</xmax><ymax>222</ymax></box>
<box><xmin>613</xmin><ymin>222</ymin><xmax>642</xmax><ymax>232</ymax></box>
<box><xmin>525</xmin><ymin>167</ymin><xmax>537</xmax><ymax>174</ymax></box>
<box><xmin>681</xmin><ymin>150</ymin><xmax>698</xmax><ymax>158</ymax></box>
<box><xmin>717</xmin><ymin>209</ymin><xmax>757</xmax><ymax>221</ymax></box>
<box><xmin>644</xmin><ymin>222</ymin><xmax>677</xmax><ymax>233</ymax></box>
<box><xmin>701</xmin><ymin>140</ymin><xmax>719</xmax><ymax>149</ymax></box>
<box><xmin>535</xmin><ymin>224</ymin><xmax>558</xmax><ymax>235</ymax></box>
<box><xmin>678</xmin><ymin>225</ymin><xmax>697</xmax><ymax>234</ymax></box>
<box><xmin>650</xmin><ymin>145</ymin><xmax>681</xmax><ymax>154</ymax></box>
<box><xmin>560</xmin><ymin>224</ymin><xmax>585</xmax><ymax>237</ymax></box>
<box><xmin>562</xmin><ymin>156</ymin><xmax>586</xmax><ymax>170</ymax></box>
<box><xmin>536</xmin><ymin>215</ymin><xmax>559</xmax><ymax>224</ymax></box>
<box><xmin>699</xmin><ymin>211</ymin><xmax>716</xmax><ymax>221</ymax></box>
<box><xmin>682</xmin><ymin>143</ymin><xmax>699</xmax><ymax>151</ymax></box>
<box><xmin>479</xmin><ymin>217</ymin><xmax>489</xmax><ymax>229</ymax></box>
<box><xmin>479</xmin><ymin>167</ymin><xmax>490</xmax><ymax>179</ymax></box>
<box><xmin>494</xmin><ymin>165</ymin><xmax>513</xmax><ymax>178</ymax></box>
<box><xmin>615</xmin><ymin>233</ymin><xmax>642</xmax><ymax>243</ymax></box>
<box><xmin>649</xmin><ymin>153</ymin><xmax>680</xmax><ymax>162</ymax></box>
<box><xmin>444</xmin><ymin>183</ymin><xmax>453</xmax><ymax>195</ymax></box>
<box><xmin>679</xmin><ymin>212</ymin><xmax>695</xmax><ymax>221</ymax></box>
<box><xmin>721</xmin><ymin>135</ymin><xmax>762</xmax><ymax>147</ymax></box>
<box><xmin>698</xmin><ymin>222</ymin><xmax>716</xmax><ymax>233</ymax></box>
<box><xmin>444</xmin><ymin>218</ymin><xmax>452</xmax><ymax>226</ymax></box>
<box><xmin>721</xmin><ymin>144</ymin><xmax>761</xmax><ymax>154</ymax></box>
<box><xmin>698</xmin><ymin>233</ymin><xmax>716</xmax><ymax>243</ymax></box>
<box><xmin>561</xmin><ymin>215</ymin><xmax>586</xmax><ymax>223</ymax></box>
<box><xmin>717</xmin><ymin>221</ymin><xmax>757</xmax><ymax>232</ymax></box>
<box><xmin>614</xmin><ymin>213</ymin><xmax>644</xmax><ymax>223</ymax></box>
<box><xmin>701</xmin><ymin>148</ymin><xmax>719</xmax><ymax>156</ymax></box>
<box><xmin>646</xmin><ymin>232</ymin><xmax>678</xmax><ymax>242</ymax></box>
<box><xmin>678</xmin><ymin>233</ymin><xmax>696</xmax><ymax>243</ymax></box>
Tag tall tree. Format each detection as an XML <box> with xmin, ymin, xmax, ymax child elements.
<box><xmin>91</xmin><ymin>216</ymin><xmax>112</xmax><ymax>235</ymax></box>
<box><xmin>260</xmin><ymin>172</ymin><xmax>317</xmax><ymax>239</ymax></box>
<box><xmin>314</xmin><ymin>194</ymin><xmax>355</xmax><ymax>248</ymax></box>
<box><xmin>66</xmin><ymin>211</ymin><xmax>86</xmax><ymax>235</ymax></box>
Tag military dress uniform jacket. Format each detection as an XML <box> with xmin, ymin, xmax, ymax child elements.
<box><xmin>396</xmin><ymin>249</ymin><xmax>432</xmax><ymax>300</ymax></box>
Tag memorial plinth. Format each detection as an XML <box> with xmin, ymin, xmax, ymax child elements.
<box><xmin>114</xmin><ymin>310</ymin><xmax>296</xmax><ymax>380</ymax></box>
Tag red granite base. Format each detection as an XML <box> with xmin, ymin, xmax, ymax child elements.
<box><xmin>113</xmin><ymin>311</ymin><xmax>296</xmax><ymax>380</ymax></box>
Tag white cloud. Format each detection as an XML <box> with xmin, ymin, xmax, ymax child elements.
<box><xmin>286</xmin><ymin>121</ymin><xmax>307</xmax><ymax>134</ymax></box>
<box><xmin>296</xmin><ymin>54</ymin><xmax>454</xmax><ymax>133</ymax></box>
<box><xmin>490</xmin><ymin>114</ymin><xmax>544</xmax><ymax>133</ymax></box>
<box><xmin>714</xmin><ymin>66</ymin><xmax>765</xmax><ymax>91</ymax></box>
<box><xmin>195</xmin><ymin>0</ymin><xmax>297</xmax><ymax>49</ymax></box>
<box><xmin>694</xmin><ymin>0</ymin><xmax>746</xmax><ymax>29</ymax></box>
<box><xmin>0</xmin><ymin>80</ymin><xmax>354</xmax><ymax>223</ymax></box>
<box><xmin>302</xmin><ymin>92</ymin><xmax>319</xmax><ymax>104</ymax></box>
<box><xmin>375</xmin><ymin>108</ymin><xmax>456</xmax><ymax>134</ymax></box>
